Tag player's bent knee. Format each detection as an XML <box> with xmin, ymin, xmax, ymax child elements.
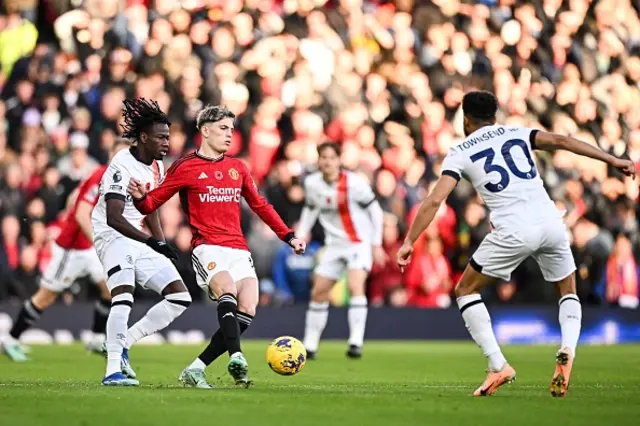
<box><xmin>237</xmin><ymin>303</ymin><xmax>256</xmax><ymax>317</ymax></box>
<box><xmin>554</xmin><ymin>272</ymin><xmax>577</xmax><ymax>296</ymax></box>
<box><xmin>312</xmin><ymin>275</ymin><xmax>334</xmax><ymax>294</ymax></box>
<box><xmin>347</xmin><ymin>272</ymin><xmax>368</xmax><ymax>297</ymax></box>
<box><xmin>311</xmin><ymin>290</ymin><xmax>330</xmax><ymax>303</ymax></box>
<box><xmin>161</xmin><ymin>279</ymin><xmax>188</xmax><ymax>296</ymax></box>
<box><xmin>164</xmin><ymin>291</ymin><xmax>192</xmax><ymax>311</ymax></box>
<box><xmin>107</xmin><ymin>268</ymin><xmax>135</xmax><ymax>296</ymax></box>
<box><xmin>209</xmin><ymin>271</ymin><xmax>236</xmax><ymax>298</ymax></box>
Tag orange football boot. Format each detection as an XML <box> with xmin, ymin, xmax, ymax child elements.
<box><xmin>550</xmin><ymin>347</ymin><xmax>573</xmax><ymax>397</ymax></box>
<box><xmin>473</xmin><ymin>363</ymin><xmax>516</xmax><ymax>396</ymax></box>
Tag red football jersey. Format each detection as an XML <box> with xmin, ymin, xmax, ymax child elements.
<box><xmin>55</xmin><ymin>165</ymin><xmax>106</xmax><ymax>250</ymax></box>
<box><xmin>134</xmin><ymin>152</ymin><xmax>294</xmax><ymax>250</ymax></box>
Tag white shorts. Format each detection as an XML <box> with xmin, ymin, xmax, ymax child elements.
<box><xmin>314</xmin><ymin>242</ymin><xmax>373</xmax><ymax>281</ymax></box>
<box><xmin>95</xmin><ymin>235</ymin><xmax>182</xmax><ymax>293</ymax></box>
<box><xmin>191</xmin><ymin>244</ymin><xmax>257</xmax><ymax>296</ymax></box>
<box><xmin>41</xmin><ymin>242</ymin><xmax>105</xmax><ymax>292</ymax></box>
<box><xmin>471</xmin><ymin>219</ymin><xmax>576</xmax><ymax>282</ymax></box>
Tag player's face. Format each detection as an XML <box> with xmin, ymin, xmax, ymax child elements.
<box><xmin>203</xmin><ymin>117</ymin><xmax>234</xmax><ymax>154</ymax></box>
<box><xmin>143</xmin><ymin>122</ymin><xmax>170</xmax><ymax>160</ymax></box>
<box><xmin>318</xmin><ymin>147</ymin><xmax>340</xmax><ymax>177</ymax></box>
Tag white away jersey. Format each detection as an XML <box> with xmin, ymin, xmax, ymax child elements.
<box><xmin>441</xmin><ymin>125</ymin><xmax>559</xmax><ymax>227</ymax></box>
<box><xmin>297</xmin><ymin>170</ymin><xmax>381</xmax><ymax>246</ymax></box>
<box><xmin>91</xmin><ymin>148</ymin><xmax>164</xmax><ymax>241</ymax></box>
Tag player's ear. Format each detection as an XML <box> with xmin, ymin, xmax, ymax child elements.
<box><xmin>139</xmin><ymin>132</ymin><xmax>147</xmax><ymax>144</ymax></box>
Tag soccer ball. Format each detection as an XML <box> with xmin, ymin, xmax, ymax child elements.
<box><xmin>266</xmin><ymin>336</ymin><xmax>307</xmax><ymax>376</ymax></box>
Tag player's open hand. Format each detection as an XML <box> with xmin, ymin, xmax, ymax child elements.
<box><xmin>289</xmin><ymin>238</ymin><xmax>306</xmax><ymax>255</ymax></box>
<box><xmin>613</xmin><ymin>158</ymin><xmax>636</xmax><ymax>179</ymax></box>
<box><xmin>396</xmin><ymin>241</ymin><xmax>414</xmax><ymax>273</ymax></box>
<box><xmin>128</xmin><ymin>178</ymin><xmax>147</xmax><ymax>200</ymax></box>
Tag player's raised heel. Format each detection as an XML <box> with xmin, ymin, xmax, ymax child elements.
<box><xmin>306</xmin><ymin>351</ymin><xmax>317</xmax><ymax>361</ymax></box>
<box><xmin>227</xmin><ymin>353</ymin><xmax>250</xmax><ymax>386</ymax></box>
<box><xmin>121</xmin><ymin>348</ymin><xmax>137</xmax><ymax>379</ymax></box>
<box><xmin>102</xmin><ymin>372</ymin><xmax>140</xmax><ymax>386</ymax></box>
<box><xmin>550</xmin><ymin>348</ymin><xmax>573</xmax><ymax>398</ymax></box>
<box><xmin>179</xmin><ymin>368</ymin><xmax>213</xmax><ymax>389</ymax></box>
<box><xmin>473</xmin><ymin>363</ymin><xmax>516</xmax><ymax>396</ymax></box>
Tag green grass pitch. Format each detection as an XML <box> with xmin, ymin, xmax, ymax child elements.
<box><xmin>1</xmin><ymin>342</ymin><xmax>639</xmax><ymax>426</ymax></box>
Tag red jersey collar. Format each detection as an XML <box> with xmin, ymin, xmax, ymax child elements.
<box><xmin>195</xmin><ymin>150</ymin><xmax>225</xmax><ymax>162</ymax></box>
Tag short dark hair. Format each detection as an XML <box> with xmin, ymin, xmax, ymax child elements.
<box><xmin>462</xmin><ymin>91</ymin><xmax>498</xmax><ymax>122</ymax></box>
<box><xmin>317</xmin><ymin>141</ymin><xmax>341</xmax><ymax>157</ymax></box>
<box><xmin>196</xmin><ymin>105</ymin><xmax>236</xmax><ymax>130</ymax></box>
<box><xmin>120</xmin><ymin>98</ymin><xmax>170</xmax><ymax>140</ymax></box>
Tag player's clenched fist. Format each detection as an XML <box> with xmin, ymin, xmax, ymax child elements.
<box><xmin>288</xmin><ymin>237</ymin><xmax>306</xmax><ymax>255</ymax></box>
<box><xmin>396</xmin><ymin>241</ymin><xmax>414</xmax><ymax>273</ymax></box>
<box><xmin>128</xmin><ymin>178</ymin><xmax>147</xmax><ymax>200</ymax></box>
<box><xmin>612</xmin><ymin>158</ymin><xmax>636</xmax><ymax>179</ymax></box>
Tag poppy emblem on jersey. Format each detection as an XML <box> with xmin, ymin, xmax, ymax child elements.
<box><xmin>326</xmin><ymin>197</ymin><xmax>331</xmax><ymax>205</ymax></box>
<box><xmin>229</xmin><ymin>168</ymin><xmax>239</xmax><ymax>180</ymax></box>
<box><xmin>215</xmin><ymin>171</ymin><xmax>223</xmax><ymax>180</ymax></box>
<box><xmin>207</xmin><ymin>262</ymin><xmax>216</xmax><ymax>271</ymax></box>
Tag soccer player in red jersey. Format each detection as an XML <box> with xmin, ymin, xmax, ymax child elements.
<box><xmin>128</xmin><ymin>105</ymin><xmax>306</xmax><ymax>387</ymax></box>
<box><xmin>1</xmin><ymin>139</ymin><xmax>132</xmax><ymax>362</ymax></box>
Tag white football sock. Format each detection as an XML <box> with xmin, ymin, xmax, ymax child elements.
<box><xmin>457</xmin><ymin>294</ymin><xmax>506</xmax><ymax>371</ymax></box>
<box><xmin>558</xmin><ymin>294</ymin><xmax>581</xmax><ymax>357</ymax></box>
<box><xmin>303</xmin><ymin>301</ymin><xmax>329</xmax><ymax>352</ymax></box>
<box><xmin>348</xmin><ymin>295</ymin><xmax>368</xmax><ymax>347</ymax></box>
<box><xmin>105</xmin><ymin>293</ymin><xmax>133</xmax><ymax>377</ymax></box>
<box><xmin>126</xmin><ymin>292</ymin><xmax>191</xmax><ymax>349</ymax></box>
<box><xmin>189</xmin><ymin>358</ymin><xmax>207</xmax><ymax>370</ymax></box>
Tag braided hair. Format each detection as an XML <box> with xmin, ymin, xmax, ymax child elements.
<box><xmin>120</xmin><ymin>98</ymin><xmax>171</xmax><ymax>141</ymax></box>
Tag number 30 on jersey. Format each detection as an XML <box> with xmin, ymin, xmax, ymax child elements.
<box><xmin>470</xmin><ymin>139</ymin><xmax>537</xmax><ymax>193</ymax></box>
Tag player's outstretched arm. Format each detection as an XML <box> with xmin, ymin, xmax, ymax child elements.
<box><xmin>534</xmin><ymin>131</ymin><xmax>636</xmax><ymax>178</ymax></box>
<box><xmin>396</xmin><ymin>174</ymin><xmax>458</xmax><ymax>271</ymax></box>
<box><xmin>130</xmin><ymin>166</ymin><xmax>186</xmax><ymax>214</ymax></box>
<box><xmin>241</xmin><ymin>166</ymin><xmax>306</xmax><ymax>254</ymax></box>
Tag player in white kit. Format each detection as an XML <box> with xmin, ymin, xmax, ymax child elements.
<box><xmin>398</xmin><ymin>91</ymin><xmax>635</xmax><ymax>397</ymax></box>
<box><xmin>92</xmin><ymin>99</ymin><xmax>192</xmax><ymax>386</ymax></box>
<box><xmin>296</xmin><ymin>142</ymin><xmax>384</xmax><ymax>359</ymax></box>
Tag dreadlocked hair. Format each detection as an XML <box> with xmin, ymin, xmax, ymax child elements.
<box><xmin>120</xmin><ymin>98</ymin><xmax>171</xmax><ymax>140</ymax></box>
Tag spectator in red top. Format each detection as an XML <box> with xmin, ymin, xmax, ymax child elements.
<box><xmin>605</xmin><ymin>232</ymin><xmax>639</xmax><ymax>309</ymax></box>
<box><xmin>249</xmin><ymin>97</ymin><xmax>284</xmax><ymax>184</ymax></box>
<box><xmin>2</xmin><ymin>215</ymin><xmax>21</xmax><ymax>269</ymax></box>
<box><xmin>405</xmin><ymin>236</ymin><xmax>453</xmax><ymax>308</ymax></box>
<box><xmin>369</xmin><ymin>213</ymin><xmax>403</xmax><ymax>307</ymax></box>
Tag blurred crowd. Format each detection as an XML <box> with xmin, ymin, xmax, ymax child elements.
<box><xmin>0</xmin><ymin>0</ymin><xmax>639</xmax><ymax>309</ymax></box>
